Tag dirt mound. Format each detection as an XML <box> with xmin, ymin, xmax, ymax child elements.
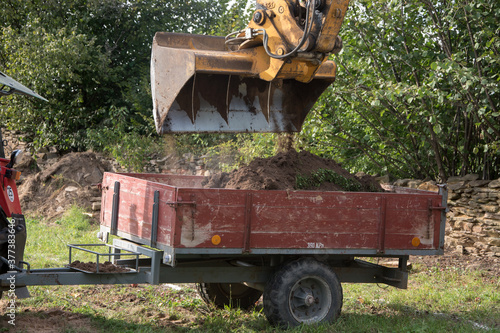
<box><xmin>17</xmin><ymin>152</ymin><xmax>112</xmax><ymax>220</ymax></box>
<box><xmin>203</xmin><ymin>149</ymin><xmax>383</xmax><ymax>192</ymax></box>
<box><xmin>69</xmin><ymin>260</ymin><xmax>130</xmax><ymax>273</ymax></box>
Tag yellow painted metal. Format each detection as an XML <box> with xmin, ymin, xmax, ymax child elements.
<box><xmin>151</xmin><ymin>0</ymin><xmax>350</xmax><ymax>134</ymax></box>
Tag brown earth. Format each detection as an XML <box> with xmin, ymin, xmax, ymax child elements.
<box><xmin>0</xmin><ymin>308</ymin><xmax>97</xmax><ymax>333</ymax></box>
<box><xmin>16</xmin><ymin>152</ymin><xmax>112</xmax><ymax>220</ymax></box>
<box><xmin>411</xmin><ymin>246</ymin><xmax>500</xmax><ymax>276</ymax></box>
<box><xmin>203</xmin><ymin>149</ymin><xmax>383</xmax><ymax>192</ymax></box>
<box><xmin>69</xmin><ymin>260</ymin><xmax>130</xmax><ymax>273</ymax></box>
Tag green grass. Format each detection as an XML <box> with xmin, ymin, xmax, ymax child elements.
<box><xmin>1</xmin><ymin>208</ymin><xmax>499</xmax><ymax>332</ymax></box>
<box><xmin>24</xmin><ymin>206</ymin><xmax>99</xmax><ymax>268</ymax></box>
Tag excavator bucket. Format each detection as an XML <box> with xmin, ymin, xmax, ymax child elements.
<box><xmin>151</xmin><ymin>32</ymin><xmax>336</xmax><ymax>134</ymax></box>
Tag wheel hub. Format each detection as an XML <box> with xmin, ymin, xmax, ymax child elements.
<box><xmin>304</xmin><ymin>294</ymin><xmax>315</xmax><ymax>306</ymax></box>
<box><xmin>289</xmin><ymin>276</ymin><xmax>333</xmax><ymax>324</ymax></box>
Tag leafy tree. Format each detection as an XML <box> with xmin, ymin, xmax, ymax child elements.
<box><xmin>300</xmin><ymin>0</ymin><xmax>499</xmax><ymax>180</ymax></box>
<box><xmin>0</xmin><ymin>0</ymin><xmax>233</xmax><ymax>152</ymax></box>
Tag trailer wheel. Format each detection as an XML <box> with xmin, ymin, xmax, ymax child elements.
<box><xmin>196</xmin><ymin>283</ymin><xmax>262</xmax><ymax>310</ymax></box>
<box><xmin>263</xmin><ymin>258</ymin><xmax>343</xmax><ymax>328</ymax></box>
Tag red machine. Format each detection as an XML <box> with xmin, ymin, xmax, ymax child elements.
<box><xmin>0</xmin><ymin>151</ymin><xmax>23</xmax><ymax>218</ymax></box>
<box><xmin>0</xmin><ymin>150</ymin><xmax>28</xmax><ymax>294</ymax></box>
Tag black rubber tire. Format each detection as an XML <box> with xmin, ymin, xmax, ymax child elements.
<box><xmin>263</xmin><ymin>257</ymin><xmax>343</xmax><ymax>328</ymax></box>
<box><xmin>0</xmin><ymin>207</ymin><xmax>8</xmax><ymax>228</ymax></box>
<box><xmin>196</xmin><ymin>283</ymin><xmax>262</xmax><ymax>310</ymax></box>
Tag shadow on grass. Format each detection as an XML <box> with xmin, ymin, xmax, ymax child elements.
<box><xmin>3</xmin><ymin>307</ymin><xmax>496</xmax><ymax>333</ymax></box>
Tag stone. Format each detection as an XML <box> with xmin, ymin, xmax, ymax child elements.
<box><xmin>489</xmin><ymin>246</ymin><xmax>500</xmax><ymax>256</ymax></box>
<box><xmin>418</xmin><ymin>181</ymin><xmax>439</xmax><ymax>192</ymax></box>
<box><xmin>394</xmin><ymin>179</ymin><xmax>411</xmax><ymax>187</ymax></box>
<box><xmin>91</xmin><ymin>202</ymin><xmax>101</xmax><ymax>211</ymax></box>
<box><xmin>463</xmin><ymin>174</ymin><xmax>480</xmax><ymax>181</ymax></box>
<box><xmin>454</xmin><ymin>245</ymin><xmax>464</xmax><ymax>254</ymax></box>
<box><xmin>448</xmin><ymin>181</ymin><xmax>466</xmax><ymax>191</ymax></box>
<box><xmin>65</xmin><ymin>186</ymin><xmax>79</xmax><ymax>192</ymax></box>
<box><xmin>407</xmin><ymin>180</ymin><xmax>422</xmax><ymax>189</ymax></box>
<box><xmin>83</xmin><ymin>167</ymin><xmax>103</xmax><ymax>184</ymax></box>
<box><xmin>465</xmin><ymin>246</ymin><xmax>479</xmax><ymax>254</ymax></box>
<box><xmin>474</xmin><ymin>242</ymin><xmax>490</xmax><ymax>252</ymax></box>
<box><xmin>483</xmin><ymin>213</ymin><xmax>500</xmax><ymax>220</ymax></box>
<box><xmin>447</xmin><ymin>176</ymin><xmax>465</xmax><ymax>184</ymax></box>
<box><xmin>482</xmin><ymin>205</ymin><xmax>499</xmax><ymax>213</ymax></box>
<box><xmin>483</xmin><ymin>228</ymin><xmax>499</xmax><ymax>238</ymax></box>
<box><xmin>453</xmin><ymin>215</ymin><xmax>474</xmax><ymax>223</ymax></box>
<box><xmin>473</xmin><ymin>192</ymin><xmax>490</xmax><ymax>200</ymax></box>
<box><xmin>485</xmin><ymin>237</ymin><xmax>500</xmax><ymax>247</ymax></box>
<box><xmin>472</xmin><ymin>225</ymin><xmax>483</xmax><ymax>233</ymax></box>
<box><xmin>463</xmin><ymin>222</ymin><xmax>474</xmax><ymax>232</ymax></box>
<box><xmin>474</xmin><ymin>188</ymin><xmax>495</xmax><ymax>195</ymax></box>
<box><xmin>488</xmin><ymin>179</ymin><xmax>500</xmax><ymax>188</ymax></box>
<box><xmin>469</xmin><ymin>180</ymin><xmax>490</xmax><ymax>187</ymax></box>
<box><xmin>475</xmin><ymin>217</ymin><xmax>499</xmax><ymax>226</ymax></box>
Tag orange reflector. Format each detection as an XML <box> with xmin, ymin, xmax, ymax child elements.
<box><xmin>211</xmin><ymin>235</ymin><xmax>221</xmax><ymax>246</ymax></box>
<box><xmin>412</xmin><ymin>237</ymin><xmax>421</xmax><ymax>247</ymax></box>
<box><xmin>13</xmin><ymin>170</ymin><xmax>21</xmax><ymax>180</ymax></box>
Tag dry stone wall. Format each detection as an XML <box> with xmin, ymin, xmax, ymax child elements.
<box><xmin>445</xmin><ymin>175</ymin><xmax>500</xmax><ymax>257</ymax></box>
<box><xmin>1</xmin><ymin>130</ymin><xmax>28</xmax><ymax>157</ymax></box>
<box><xmin>393</xmin><ymin>176</ymin><xmax>500</xmax><ymax>257</ymax></box>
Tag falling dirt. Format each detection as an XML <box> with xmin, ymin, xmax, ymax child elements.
<box><xmin>16</xmin><ymin>152</ymin><xmax>113</xmax><ymax>220</ymax></box>
<box><xmin>69</xmin><ymin>260</ymin><xmax>130</xmax><ymax>273</ymax></box>
<box><xmin>203</xmin><ymin>149</ymin><xmax>383</xmax><ymax>192</ymax></box>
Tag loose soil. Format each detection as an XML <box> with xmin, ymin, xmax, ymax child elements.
<box><xmin>0</xmin><ymin>308</ymin><xmax>97</xmax><ymax>333</ymax></box>
<box><xmin>411</xmin><ymin>246</ymin><xmax>500</xmax><ymax>276</ymax></box>
<box><xmin>17</xmin><ymin>152</ymin><xmax>112</xmax><ymax>220</ymax></box>
<box><xmin>203</xmin><ymin>149</ymin><xmax>383</xmax><ymax>192</ymax></box>
<box><xmin>69</xmin><ymin>260</ymin><xmax>130</xmax><ymax>273</ymax></box>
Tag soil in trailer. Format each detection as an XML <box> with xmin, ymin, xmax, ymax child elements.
<box><xmin>203</xmin><ymin>149</ymin><xmax>383</xmax><ymax>192</ymax></box>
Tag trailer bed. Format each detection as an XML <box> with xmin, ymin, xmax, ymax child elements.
<box><xmin>99</xmin><ymin>173</ymin><xmax>446</xmax><ymax>264</ymax></box>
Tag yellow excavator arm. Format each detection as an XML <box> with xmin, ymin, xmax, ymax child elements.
<box><xmin>151</xmin><ymin>0</ymin><xmax>350</xmax><ymax>133</ymax></box>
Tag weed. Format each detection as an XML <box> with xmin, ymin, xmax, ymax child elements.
<box><xmin>296</xmin><ymin>168</ymin><xmax>363</xmax><ymax>191</ymax></box>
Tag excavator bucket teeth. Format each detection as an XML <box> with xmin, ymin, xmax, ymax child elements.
<box><xmin>151</xmin><ymin>32</ymin><xmax>335</xmax><ymax>134</ymax></box>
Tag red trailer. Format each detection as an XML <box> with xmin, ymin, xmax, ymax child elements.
<box><xmin>97</xmin><ymin>172</ymin><xmax>447</xmax><ymax>327</ymax></box>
